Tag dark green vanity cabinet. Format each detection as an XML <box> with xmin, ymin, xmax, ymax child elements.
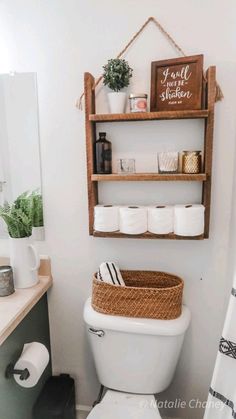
<box><xmin>0</xmin><ymin>295</ymin><xmax>51</xmax><ymax>419</ymax></box>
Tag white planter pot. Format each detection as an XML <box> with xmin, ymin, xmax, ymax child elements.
<box><xmin>32</xmin><ymin>226</ymin><xmax>45</xmax><ymax>241</ymax></box>
<box><xmin>9</xmin><ymin>236</ymin><xmax>40</xmax><ymax>289</ymax></box>
<box><xmin>108</xmin><ymin>92</ymin><xmax>127</xmax><ymax>114</ymax></box>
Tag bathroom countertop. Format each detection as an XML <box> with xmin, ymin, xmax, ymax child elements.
<box><xmin>0</xmin><ymin>256</ymin><xmax>52</xmax><ymax>346</ymax></box>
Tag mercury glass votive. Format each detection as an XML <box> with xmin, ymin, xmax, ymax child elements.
<box><xmin>182</xmin><ymin>151</ymin><xmax>202</xmax><ymax>174</ymax></box>
<box><xmin>0</xmin><ymin>266</ymin><xmax>15</xmax><ymax>297</ymax></box>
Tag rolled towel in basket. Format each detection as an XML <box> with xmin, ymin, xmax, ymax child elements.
<box><xmin>98</xmin><ymin>262</ymin><xmax>125</xmax><ymax>286</ymax></box>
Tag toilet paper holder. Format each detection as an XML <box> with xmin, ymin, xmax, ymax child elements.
<box><xmin>5</xmin><ymin>363</ymin><xmax>30</xmax><ymax>381</ymax></box>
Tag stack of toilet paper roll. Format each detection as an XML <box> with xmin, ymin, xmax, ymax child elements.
<box><xmin>94</xmin><ymin>204</ymin><xmax>205</xmax><ymax>237</ymax></box>
<box><xmin>174</xmin><ymin>204</ymin><xmax>205</xmax><ymax>236</ymax></box>
<box><xmin>119</xmin><ymin>206</ymin><xmax>147</xmax><ymax>234</ymax></box>
<box><xmin>148</xmin><ymin>206</ymin><xmax>174</xmax><ymax>234</ymax></box>
<box><xmin>94</xmin><ymin>205</ymin><xmax>119</xmax><ymax>232</ymax></box>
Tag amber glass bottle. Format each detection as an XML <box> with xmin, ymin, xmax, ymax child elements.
<box><xmin>95</xmin><ymin>132</ymin><xmax>112</xmax><ymax>174</ymax></box>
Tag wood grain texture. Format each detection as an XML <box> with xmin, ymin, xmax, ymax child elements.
<box><xmin>93</xmin><ymin>231</ymin><xmax>204</xmax><ymax>240</ymax></box>
<box><xmin>38</xmin><ymin>256</ymin><xmax>52</xmax><ymax>276</ymax></box>
<box><xmin>89</xmin><ymin>109</ymin><xmax>208</xmax><ymax>122</ymax></box>
<box><xmin>150</xmin><ymin>55</ymin><xmax>203</xmax><ymax>111</ymax></box>
<box><xmin>84</xmin><ymin>73</ymin><xmax>98</xmax><ymax>235</ymax></box>
<box><xmin>202</xmin><ymin>67</ymin><xmax>216</xmax><ymax>238</ymax></box>
<box><xmin>91</xmin><ymin>173</ymin><xmax>207</xmax><ymax>182</ymax></box>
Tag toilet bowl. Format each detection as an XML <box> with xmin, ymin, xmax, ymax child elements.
<box><xmin>84</xmin><ymin>297</ymin><xmax>191</xmax><ymax>418</ymax></box>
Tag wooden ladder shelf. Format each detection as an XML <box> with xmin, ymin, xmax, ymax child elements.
<box><xmin>84</xmin><ymin>67</ymin><xmax>216</xmax><ymax>240</ymax></box>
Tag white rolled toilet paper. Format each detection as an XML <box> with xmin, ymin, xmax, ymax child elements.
<box><xmin>174</xmin><ymin>204</ymin><xmax>205</xmax><ymax>236</ymax></box>
<box><xmin>14</xmin><ymin>342</ymin><xmax>50</xmax><ymax>388</ymax></box>
<box><xmin>148</xmin><ymin>206</ymin><xmax>174</xmax><ymax>234</ymax></box>
<box><xmin>119</xmin><ymin>206</ymin><xmax>147</xmax><ymax>235</ymax></box>
<box><xmin>94</xmin><ymin>205</ymin><xmax>119</xmax><ymax>232</ymax></box>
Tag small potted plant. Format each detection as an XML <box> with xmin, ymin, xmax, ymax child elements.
<box><xmin>31</xmin><ymin>190</ymin><xmax>45</xmax><ymax>241</ymax></box>
<box><xmin>0</xmin><ymin>192</ymin><xmax>39</xmax><ymax>289</ymax></box>
<box><xmin>103</xmin><ymin>58</ymin><xmax>133</xmax><ymax>113</ymax></box>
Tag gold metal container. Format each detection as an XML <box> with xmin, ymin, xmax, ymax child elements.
<box><xmin>182</xmin><ymin>151</ymin><xmax>202</xmax><ymax>174</ymax></box>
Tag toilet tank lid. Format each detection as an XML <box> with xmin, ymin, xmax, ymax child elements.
<box><xmin>84</xmin><ymin>298</ymin><xmax>191</xmax><ymax>336</ymax></box>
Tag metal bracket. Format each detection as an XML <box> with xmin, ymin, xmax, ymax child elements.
<box><xmin>5</xmin><ymin>364</ymin><xmax>30</xmax><ymax>381</ymax></box>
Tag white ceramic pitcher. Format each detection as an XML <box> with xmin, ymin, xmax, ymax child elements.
<box><xmin>9</xmin><ymin>236</ymin><xmax>40</xmax><ymax>289</ymax></box>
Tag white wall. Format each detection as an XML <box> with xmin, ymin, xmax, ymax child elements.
<box><xmin>0</xmin><ymin>1</ymin><xmax>236</xmax><ymax>418</ymax></box>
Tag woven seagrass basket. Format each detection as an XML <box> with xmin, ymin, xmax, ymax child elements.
<box><xmin>92</xmin><ymin>270</ymin><xmax>184</xmax><ymax>320</ymax></box>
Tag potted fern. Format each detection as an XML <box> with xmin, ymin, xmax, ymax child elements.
<box><xmin>103</xmin><ymin>58</ymin><xmax>133</xmax><ymax>113</ymax></box>
<box><xmin>31</xmin><ymin>191</ymin><xmax>45</xmax><ymax>241</ymax></box>
<box><xmin>0</xmin><ymin>192</ymin><xmax>39</xmax><ymax>289</ymax></box>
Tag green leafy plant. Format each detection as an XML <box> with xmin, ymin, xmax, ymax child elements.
<box><xmin>0</xmin><ymin>192</ymin><xmax>33</xmax><ymax>238</ymax></box>
<box><xmin>31</xmin><ymin>190</ymin><xmax>44</xmax><ymax>228</ymax></box>
<box><xmin>103</xmin><ymin>58</ymin><xmax>133</xmax><ymax>92</ymax></box>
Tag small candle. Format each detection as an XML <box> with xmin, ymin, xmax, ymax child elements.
<box><xmin>129</xmin><ymin>94</ymin><xmax>148</xmax><ymax>113</ymax></box>
<box><xmin>182</xmin><ymin>151</ymin><xmax>202</xmax><ymax>174</ymax></box>
<box><xmin>0</xmin><ymin>266</ymin><xmax>15</xmax><ymax>297</ymax></box>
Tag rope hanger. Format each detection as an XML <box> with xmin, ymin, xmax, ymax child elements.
<box><xmin>76</xmin><ymin>16</ymin><xmax>223</xmax><ymax>109</ymax></box>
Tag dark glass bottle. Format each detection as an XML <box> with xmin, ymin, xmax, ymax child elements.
<box><xmin>95</xmin><ymin>132</ymin><xmax>112</xmax><ymax>174</ymax></box>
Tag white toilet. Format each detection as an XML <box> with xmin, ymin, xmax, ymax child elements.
<box><xmin>84</xmin><ymin>297</ymin><xmax>191</xmax><ymax>418</ymax></box>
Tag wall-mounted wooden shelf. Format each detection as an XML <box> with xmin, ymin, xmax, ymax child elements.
<box><xmin>89</xmin><ymin>109</ymin><xmax>209</xmax><ymax>123</ymax></box>
<box><xmin>91</xmin><ymin>173</ymin><xmax>207</xmax><ymax>182</ymax></box>
<box><xmin>93</xmin><ymin>231</ymin><xmax>204</xmax><ymax>240</ymax></box>
<box><xmin>84</xmin><ymin>67</ymin><xmax>216</xmax><ymax>240</ymax></box>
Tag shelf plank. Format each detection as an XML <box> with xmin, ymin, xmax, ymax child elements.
<box><xmin>91</xmin><ymin>173</ymin><xmax>207</xmax><ymax>182</ymax></box>
<box><xmin>93</xmin><ymin>231</ymin><xmax>204</xmax><ymax>240</ymax></box>
<box><xmin>89</xmin><ymin>110</ymin><xmax>209</xmax><ymax>123</ymax></box>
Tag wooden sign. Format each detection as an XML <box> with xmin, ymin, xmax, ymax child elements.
<box><xmin>150</xmin><ymin>55</ymin><xmax>203</xmax><ymax>111</ymax></box>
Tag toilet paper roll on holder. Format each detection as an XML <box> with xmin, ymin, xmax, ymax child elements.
<box><xmin>5</xmin><ymin>363</ymin><xmax>30</xmax><ymax>381</ymax></box>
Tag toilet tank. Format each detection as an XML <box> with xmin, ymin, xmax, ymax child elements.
<box><xmin>84</xmin><ymin>298</ymin><xmax>191</xmax><ymax>394</ymax></box>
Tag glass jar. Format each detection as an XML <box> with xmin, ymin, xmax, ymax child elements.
<box><xmin>117</xmin><ymin>159</ymin><xmax>136</xmax><ymax>173</ymax></box>
<box><xmin>158</xmin><ymin>152</ymin><xmax>179</xmax><ymax>174</ymax></box>
<box><xmin>182</xmin><ymin>151</ymin><xmax>202</xmax><ymax>174</ymax></box>
<box><xmin>129</xmin><ymin>94</ymin><xmax>148</xmax><ymax>113</ymax></box>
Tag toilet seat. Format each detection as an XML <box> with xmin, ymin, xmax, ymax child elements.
<box><xmin>87</xmin><ymin>391</ymin><xmax>161</xmax><ymax>419</ymax></box>
<box><xmin>87</xmin><ymin>403</ymin><xmax>161</xmax><ymax>419</ymax></box>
